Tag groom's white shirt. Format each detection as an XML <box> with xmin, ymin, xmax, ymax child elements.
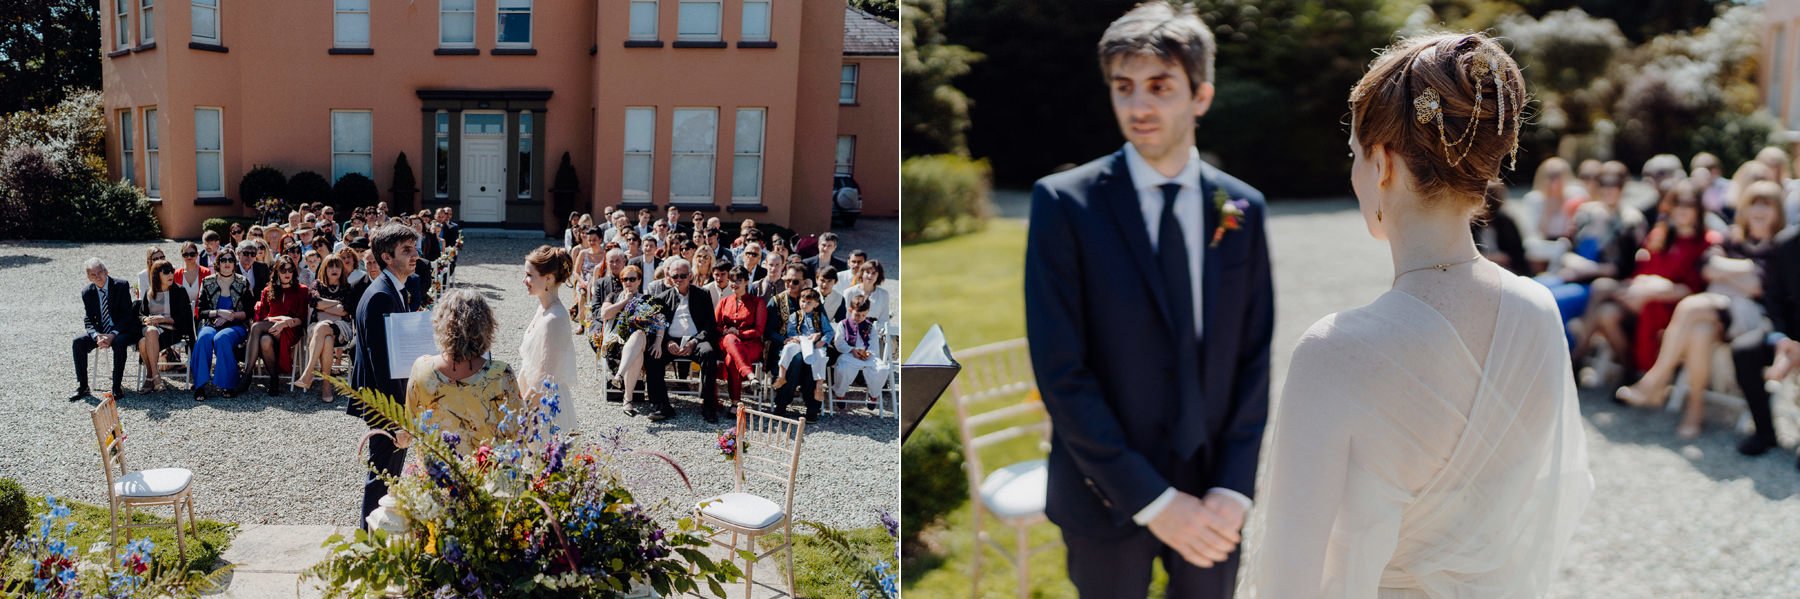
<box><xmin>1120</xmin><ymin>142</ymin><xmax>1254</xmax><ymax>524</ymax></box>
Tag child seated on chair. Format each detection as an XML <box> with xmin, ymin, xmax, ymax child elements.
<box><xmin>773</xmin><ymin>289</ymin><xmax>832</xmax><ymax>405</ymax></box>
<box><xmin>832</xmin><ymin>294</ymin><xmax>892</xmax><ymax>406</ymax></box>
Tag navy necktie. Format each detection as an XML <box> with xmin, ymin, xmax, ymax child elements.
<box><xmin>1157</xmin><ymin>183</ymin><xmax>1194</xmax><ymax>340</ymax></box>
<box><xmin>97</xmin><ymin>283</ymin><xmax>115</xmax><ymax>334</ymax></box>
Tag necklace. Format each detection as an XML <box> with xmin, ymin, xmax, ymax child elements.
<box><xmin>1392</xmin><ymin>255</ymin><xmax>1481</xmax><ymax>285</ymax></box>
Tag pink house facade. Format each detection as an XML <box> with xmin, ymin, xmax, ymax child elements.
<box><xmin>101</xmin><ymin>0</ymin><xmax>897</xmax><ymax>238</ymax></box>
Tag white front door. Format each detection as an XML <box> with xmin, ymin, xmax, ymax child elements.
<box><xmin>461</xmin><ymin>135</ymin><xmax>505</xmax><ymax>223</ymax></box>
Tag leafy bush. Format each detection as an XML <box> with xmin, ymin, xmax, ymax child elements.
<box><xmin>68</xmin><ymin>179</ymin><xmax>162</xmax><ymax>241</ymax></box>
<box><xmin>331</xmin><ymin>172</ymin><xmax>379</xmax><ymax>212</ymax></box>
<box><xmin>901</xmin><ymin>154</ymin><xmax>990</xmax><ymax>243</ymax></box>
<box><xmin>1675</xmin><ymin>110</ymin><xmax>1782</xmax><ymax>174</ymax></box>
<box><xmin>389</xmin><ymin>153</ymin><xmax>417</xmax><ymax>212</ymax></box>
<box><xmin>202</xmin><ymin>217</ymin><xmax>257</xmax><ymax>241</ymax></box>
<box><xmin>238</xmin><ymin>165</ymin><xmax>286</xmax><ymax>206</ymax></box>
<box><xmin>1607</xmin><ymin>5</ymin><xmax>1764</xmax><ymax>170</ymax></box>
<box><xmin>899</xmin><ymin>420</ymin><xmax>966</xmax><ymax>546</ymax></box>
<box><xmin>0</xmin><ymin>479</ymin><xmax>27</xmax><ymax>541</ymax></box>
<box><xmin>0</xmin><ymin>144</ymin><xmax>67</xmax><ymax>237</ymax></box>
<box><xmin>287</xmin><ymin>171</ymin><xmax>332</xmax><ymax>206</ymax></box>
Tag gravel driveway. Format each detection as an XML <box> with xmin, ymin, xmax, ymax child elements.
<box><xmin>0</xmin><ymin>235</ymin><xmax>897</xmax><ymax>531</ymax></box>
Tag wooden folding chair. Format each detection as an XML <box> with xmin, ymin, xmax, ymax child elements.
<box><xmin>90</xmin><ymin>396</ymin><xmax>199</xmax><ymax>565</ymax></box>
<box><xmin>951</xmin><ymin>338</ymin><xmax>1054</xmax><ymax>599</ymax></box>
<box><xmin>696</xmin><ymin>406</ymin><xmax>806</xmax><ymax>598</ymax></box>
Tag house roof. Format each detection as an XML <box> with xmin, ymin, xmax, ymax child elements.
<box><xmin>843</xmin><ymin>6</ymin><xmax>898</xmax><ymax>56</ymax></box>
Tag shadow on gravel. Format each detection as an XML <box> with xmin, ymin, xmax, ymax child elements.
<box><xmin>1578</xmin><ymin>390</ymin><xmax>1800</xmax><ymax>500</ymax></box>
<box><xmin>71</xmin><ymin>386</ymin><xmax>360</xmax><ymax>422</ymax></box>
<box><xmin>0</xmin><ymin>254</ymin><xmax>51</xmax><ymax>270</ymax></box>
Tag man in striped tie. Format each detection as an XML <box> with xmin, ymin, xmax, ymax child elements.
<box><xmin>72</xmin><ymin>258</ymin><xmax>143</xmax><ymax>401</ymax></box>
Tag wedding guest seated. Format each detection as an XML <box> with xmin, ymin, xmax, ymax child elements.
<box><xmin>803</xmin><ymin>232</ymin><xmax>849</xmax><ymax>280</ymax></box>
<box><xmin>642</xmin><ymin>258</ymin><xmax>720</xmax><ymax>422</ymax></box>
<box><xmin>1522</xmin><ymin>156</ymin><xmax>1585</xmax><ymax>242</ymax></box>
<box><xmin>1473</xmin><ymin>182</ymin><xmax>1529</xmax><ymax>277</ymax></box>
<box><xmin>192</xmin><ymin>251</ymin><xmax>251</xmax><ymax>401</ymax></box>
<box><xmin>839</xmin><ymin>249</ymin><xmax>869</xmax><ymax>289</ymax></box>
<box><xmin>293</xmin><ymin>254</ymin><xmax>358</xmax><ymax>403</ymax></box>
<box><xmin>135</xmin><ymin>259</ymin><xmax>193</xmax><ymax>393</ymax></box>
<box><xmin>199</xmin><ymin>230</ymin><xmax>222</xmax><ymax>269</ymax></box>
<box><xmin>772</xmin><ymin>288</ymin><xmax>833</xmax><ymax>410</ymax></box>
<box><xmin>1691</xmin><ymin>152</ymin><xmax>1730</xmax><ymax>219</ymax></box>
<box><xmin>702</xmin><ymin>262</ymin><xmax>734</xmax><ymax>312</ymax></box>
<box><xmin>816</xmin><ymin>266</ymin><xmax>846</xmax><ymax>322</ymax></box>
<box><xmin>843</xmin><ymin>259</ymin><xmax>890</xmax><ymax>335</ymax></box>
<box><xmin>71</xmin><ymin>259</ymin><xmax>142</xmax><ymax>400</ymax></box>
<box><xmin>228</xmin><ymin>222</ymin><xmax>246</xmax><ymax>247</ymax></box>
<box><xmin>600</xmin><ymin>265</ymin><xmax>661</xmax><ymax>406</ymax></box>
<box><xmin>1617</xmin><ymin>180</ymin><xmax>1784</xmax><ymax>438</ymax></box>
<box><xmin>405</xmin><ymin>290</ymin><xmax>524</xmax><ymax>454</ymax></box>
<box><xmin>246</xmin><ymin>256</ymin><xmax>311</xmax><ymax>395</ymax></box>
<box><xmin>1559</xmin><ymin>163</ymin><xmax>1646</xmax><ymax>366</ymax></box>
<box><xmin>134</xmin><ymin>245</ymin><xmax>167</xmax><ymax>299</ymax></box>
<box><xmin>1756</xmin><ymin>223</ymin><xmax>1800</xmax><ymax>465</ymax></box>
<box><xmin>1623</xmin><ymin>182</ymin><xmax>1718</xmax><ymax>377</ymax></box>
<box><xmin>832</xmin><ymin>295</ymin><xmax>892</xmax><ymax>407</ymax></box>
<box><xmin>715</xmin><ymin>266</ymin><xmax>766</xmax><ymax>408</ymax></box>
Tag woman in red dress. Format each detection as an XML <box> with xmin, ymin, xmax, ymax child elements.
<box><xmin>1626</xmin><ymin>182</ymin><xmax>1717</xmax><ymax>394</ymax></box>
<box><xmin>250</xmin><ymin>256</ymin><xmax>311</xmax><ymax>394</ymax></box>
<box><xmin>714</xmin><ymin>266</ymin><xmax>766</xmax><ymax>407</ymax></box>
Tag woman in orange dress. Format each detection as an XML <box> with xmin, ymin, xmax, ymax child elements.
<box><xmin>714</xmin><ymin>266</ymin><xmax>766</xmax><ymax>407</ymax></box>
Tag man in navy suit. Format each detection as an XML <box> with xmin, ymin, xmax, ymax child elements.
<box><xmin>350</xmin><ymin>223</ymin><xmax>422</xmax><ymax>527</ymax></box>
<box><xmin>1023</xmin><ymin>3</ymin><xmax>1273</xmax><ymax>597</ymax></box>
<box><xmin>71</xmin><ymin>258</ymin><xmax>143</xmax><ymax>400</ymax></box>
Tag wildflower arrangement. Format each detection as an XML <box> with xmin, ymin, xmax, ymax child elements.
<box><xmin>609</xmin><ymin>298</ymin><xmax>668</xmax><ymax>349</ymax></box>
<box><xmin>306</xmin><ymin>376</ymin><xmax>742</xmax><ymax>598</ymax></box>
<box><xmin>0</xmin><ymin>496</ymin><xmax>229</xmax><ymax>597</ymax></box>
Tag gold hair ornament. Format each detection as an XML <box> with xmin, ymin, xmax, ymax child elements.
<box><xmin>1410</xmin><ymin>47</ymin><xmax>1522</xmax><ymax>170</ymax></box>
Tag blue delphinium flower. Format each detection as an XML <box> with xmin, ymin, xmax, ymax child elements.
<box><xmin>878</xmin><ymin>510</ymin><xmax>898</xmax><ymax>540</ymax></box>
<box><xmin>440</xmin><ymin>431</ymin><xmax>462</xmax><ymax>449</ymax></box>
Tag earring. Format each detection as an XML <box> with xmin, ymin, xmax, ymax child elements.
<box><xmin>1377</xmin><ymin>207</ymin><xmax>1383</xmax><ymax>222</ymax></box>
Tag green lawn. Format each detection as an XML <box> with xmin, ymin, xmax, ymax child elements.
<box><xmin>757</xmin><ymin>525</ymin><xmax>897</xmax><ymax>598</ymax></box>
<box><xmin>14</xmin><ymin>496</ymin><xmax>236</xmax><ymax>577</ymax></box>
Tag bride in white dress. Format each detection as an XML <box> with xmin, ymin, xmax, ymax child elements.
<box><xmin>1246</xmin><ymin>34</ymin><xmax>1591</xmax><ymax>598</ymax></box>
<box><xmin>517</xmin><ymin>245</ymin><xmax>581</xmax><ymax>436</ymax></box>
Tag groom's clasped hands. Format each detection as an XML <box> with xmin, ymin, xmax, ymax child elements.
<box><xmin>1147</xmin><ymin>490</ymin><xmax>1246</xmax><ymax>569</ymax></box>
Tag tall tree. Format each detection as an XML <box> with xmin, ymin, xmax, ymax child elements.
<box><xmin>902</xmin><ymin>0</ymin><xmax>981</xmax><ymax>157</ymax></box>
<box><xmin>851</xmin><ymin>0</ymin><xmax>900</xmax><ymax>22</ymax></box>
<box><xmin>0</xmin><ymin>0</ymin><xmax>100</xmax><ymax>113</ymax></box>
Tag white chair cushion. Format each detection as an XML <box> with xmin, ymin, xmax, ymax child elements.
<box><xmin>699</xmin><ymin>492</ymin><xmax>785</xmax><ymax>530</ymax></box>
<box><xmin>113</xmin><ymin>468</ymin><xmax>192</xmax><ymax>498</ymax></box>
<box><xmin>979</xmin><ymin>459</ymin><xmax>1047</xmax><ymax>520</ymax></box>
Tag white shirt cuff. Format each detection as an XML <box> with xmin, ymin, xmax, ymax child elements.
<box><xmin>1206</xmin><ymin>487</ymin><xmax>1254</xmax><ymax>512</ymax></box>
<box><xmin>1133</xmin><ymin>487</ymin><xmax>1177</xmax><ymax>525</ymax></box>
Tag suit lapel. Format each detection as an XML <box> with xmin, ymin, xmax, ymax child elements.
<box><xmin>1100</xmin><ymin>151</ymin><xmax>1175</xmax><ymax>330</ymax></box>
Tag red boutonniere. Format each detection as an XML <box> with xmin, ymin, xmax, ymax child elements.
<box><xmin>1211</xmin><ymin>189</ymin><xmax>1249</xmax><ymax>248</ymax></box>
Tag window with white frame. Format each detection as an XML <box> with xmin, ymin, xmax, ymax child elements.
<box><xmin>194</xmin><ymin>107</ymin><xmax>223</xmax><ymax>196</ymax></box>
<box><xmin>191</xmin><ymin>0</ymin><xmax>218</xmax><ymax>43</ymax></box>
<box><xmin>331</xmin><ymin>110</ymin><xmax>374</xmax><ymax>182</ymax></box>
<box><xmin>732</xmin><ymin>108</ymin><xmax>764</xmax><ymax>204</ymax></box>
<box><xmin>742</xmin><ymin>0</ymin><xmax>770</xmax><ymax>42</ymax></box>
<box><xmin>517</xmin><ymin>111</ymin><xmax>533</xmax><ymax>198</ymax></box>
<box><xmin>629</xmin><ymin>0</ymin><xmax>658</xmax><ymax>40</ymax></box>
<box><xmin>623</xmin><ymin>107</ymin><xmax>655</xmax><ymax>201</ymax></box>
<box><xmin>144</xmin><ymin>108</ymin><xmax>159</xmax><ymax>196</ymax></box>
<box><xmin>676</xmin><ymin>0</ymin><xmax>721</xmax><ymax>41</ymax></box>
<box><xmin>670</xmin><ymin>108</ymin><xmax>717</xmax><ymax>203</ymax></box>
<box><xmin>440</xmin><ymin>0</ymin><xmax>475</xmax><ymax>47</ymax></box>
<box><xmin>119</xmin><ymin>110</ymin><xmax>136</xmax><ymax>185</ymax></box>
<box><xmin>835</xmin><ymin>136</ymin><xmax>854</xmax><ymax>176</ymax></box>
<box><xmin>139</xmin><ymin>0</ymin><xmax>154</xmax><ymax>44</ymax></box>
<box><xmin>435</xmin><ymin>111</ymin><xmax>449</xmax><ymax>197</ymax></box>
<box><xmin>498</xmin><ymin>0</ymin><xmax>531</xmax><ymax>47</ymax></box>
<box><xmin>840</xmin><ymin>64</ymin><xmax>858</xmax><ymax>104</ymax></box>
<box><xmin>115</xmin><ymin>0</ymin><xmax>132</xmax><ymax>50</ymax></box>
<box><xmin>334</xmin><ymin>0</ymin><xmax>370</xmax><ymax>48</ymax></box>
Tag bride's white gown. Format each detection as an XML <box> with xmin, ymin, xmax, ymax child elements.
<box><xmin>1247</xmin><ymin>273</ymin><xmax>1593</xmax><ymax>598</ymax></box>
<box><xmin>517</xmin><ymin>295</ymin><xmax>580</xmax><ymax>436</ymax></box>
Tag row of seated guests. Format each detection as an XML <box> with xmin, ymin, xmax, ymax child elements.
<box><xmin>1473</xmin><ymin>149</ymin><xmax>1800</xmax><ymax>460</ymax></box>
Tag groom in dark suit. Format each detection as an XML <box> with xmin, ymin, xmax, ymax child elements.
<box><xmin>71</xmin><ymin>258</ymin><xmax>142</xmax><ymax>400</ymax></box>
<box><xmin>349</xmin><ymin>223</ymin><xmax>422</xmax><ymax>527</ymax></box>
<box><xmin>1024</xmin><ymin>3</ymin><xmax>1273</xmax><ymax>597</ymax></box>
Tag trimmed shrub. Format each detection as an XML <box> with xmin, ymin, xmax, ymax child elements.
<box><xmin>69</xmin><ymin>179</ymin><xmax>162</xmax><ymax>241</ymax></box>
<box><xmin>287</xmin><ymin>171</ymin><xmax>332</xmax><ymax>207</ymax></box>
<box><xmin>238</xmin><ymin>165</ymin><xmax>286</xmax><ymax>206</ymax></box>
<box><xmin>389</xmin><ymin>153</ymin><xmax>418</xmax><ymax>213</ymax></box>
<box><xmin>0</xmin><ymin>145</ymin><xmax>66</xmax><ymax>238</ymax></box>
<box><xmin>0</xmin><ymin>478</ymin><xmax>27</xmax><ymax>541</ymax></box>
<box><xmin>899</xmin><ymin>420</ymin><xmax>966</xmax><ymax>546</ymax></box>
<box><xmin>332</xmin><ymin>172</ymin><xmax>380</xmax><ymax>212</ymax></box>
<box><xmin>901</xmin><ymin>154</ymin><xmax>990</xmax><ymax>244</ymax></box>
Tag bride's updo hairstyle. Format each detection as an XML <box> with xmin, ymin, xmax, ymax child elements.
<box><xmin>1350</xmin><ymin>33</ymin><xmax>1527</xmax><ymax>214</ymax></box>
<box><xmin>526</xmin><ymin>245</ymin><xmax>574</xmax><ymax>285</ymax></box>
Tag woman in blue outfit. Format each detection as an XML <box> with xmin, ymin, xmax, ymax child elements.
<box><xmin>192</xmin><ymin>250</ymin><xmax>252</xmax><ymax>401</ymax></box>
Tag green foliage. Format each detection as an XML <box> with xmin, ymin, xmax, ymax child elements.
<box><xmin>287</xmin><ymin>171</ymin><xmax>332</xmax><ymax>206</ymax></box>
<box><xmin>851</xmin><ymin>0</ymin><xmax>899</xmax><ymax>22</ymax></box>
<box><xmin>0</xmin><ymin>146</ymin><xmax>159</xmax><ymax>241</ymax></box>
<box><xmin>899</xmin><ymin>421</ymin><xmax>967</xmax><ymax>545</ymax></box>
<box><xmin>1605</xmin><ymin>4</ymin><xmax>1763</xmax><ymax>170</ymax></box>
<box><xmin>390</xmin><ymin>153</ymin><xmax>418</xmax><ymax>211</ymax></box>
<box><xmin>0</xmin><ymin>479</ymin><xmax>26</xmax><ymax>541</ymax></box>
<box><xmin>202</xmin><ymin>217</ymin><xmax>257</xmax><ymax>241</ymax></box>
<box><xmin>331</xmin><ymin>172</ymin><xmax>380</xmax><ymax>212</ymax></box>
<box><xmin>1674</xmin><ymin>110</ymin><xmax>1782</xmax><ymax>176</ymax></box>
<box><xmin>901</xmin><ymin>154</ymin><xmax>990</xmax><ymax>243</ymax></box>
<box><xmin>0</xmin><ymin>496</ymin><xmax>235</xmax><ymax>593</ymax></box>
<box><xmin>67</xmin><ymin>178</ymin><xmax>162</xmax><ymax>241</ymax></box>
<box><xmin>238</xmin><ymin>165</ymin><xmax>287</xmax><ymax>206</ymax></box>
<box><xmin>0</xmin><ymin>0</ymin><xmax>100</xmax><ymax>113</ymax></box>
<box><xmin>901</xmin><ymin>0</ymin><xmax>982</xmax><ymax>157</ymax></box>
<box><xmin>787</xmin><ymin>522</ymin><xmax>898</xmax><ymax>599</ymax></box>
